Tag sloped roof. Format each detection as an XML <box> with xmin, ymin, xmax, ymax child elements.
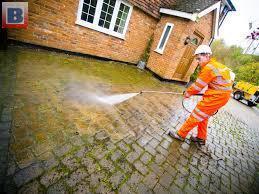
<box><xmin>128</xmin><ymin>0</ymin><xmax>235</xmax><ymax>20</ymax></box>
<box><xmin>127</xmin><ymin>0</ymin><xmax>177</xmax><ymax>19</ymax></box>
<box><xmin>127</xmin><ymin>0</ymin><xmax>222</xmax><ymax>19</ymax></box>
<box><xmin>127</xmin><ymin>0</ymin><xmax>235</xmax><ymax>41</ymax></box>
<box><xmin>166</xmin><ymin>0</ymin><xmax>219</xmax><ymax>13</ymax></box>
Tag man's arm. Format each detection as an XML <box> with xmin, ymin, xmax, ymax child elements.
<box><xmin>185</xmin><ymin>66</ymin><xmax>215</xmax><ymax>98</ymax></box>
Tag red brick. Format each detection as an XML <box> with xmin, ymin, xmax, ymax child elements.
<box><xmin>8</xmin><ymin>0</ymin><xmax>215</xmax><ymax>81</ymax></box>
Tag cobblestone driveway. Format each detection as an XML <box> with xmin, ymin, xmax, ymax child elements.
<box><xmin>0</xmin><ymin>46</ymin><xmax>258</xmax><ymax>193</ymax></box>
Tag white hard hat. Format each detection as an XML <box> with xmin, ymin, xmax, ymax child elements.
<box><xmin>194</xmin><ymin>45</ymin><xmax>212</xmax><ymax>55</ymax></box>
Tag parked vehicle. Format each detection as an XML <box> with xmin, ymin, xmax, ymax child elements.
<box><xmin>233</xmin><ymin>81</ymin><xmax>259</xmax><ymax>107</ymax></box>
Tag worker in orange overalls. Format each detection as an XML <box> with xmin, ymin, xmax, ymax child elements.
<box><xmin>169</xmin><ymin>45</ymin><xmax>235</xmax><ymax>145</ymax></box>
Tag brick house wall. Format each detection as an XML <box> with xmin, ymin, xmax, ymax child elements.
<box><xmin>180</xmin><ymin>13</ymin><xmax>214</xmax><ymax>82</ymax></box>
<box><xmin>147</xmin><ymin>12</ymin><xmax>214</xmax><ymax>82</ymax></box>
<box><xmin>8</xmin><ymin>0</ymin><xmax>216</xmax><ymax>82</ymax></box>
<box><xmin>8</xmin><ymin>0</ymin><xmax>157</xmax><ymax>64</ymax></box>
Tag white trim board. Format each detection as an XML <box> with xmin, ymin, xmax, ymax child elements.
<box><xmin>160</xmin><ymin>9</ymin><xmax>195</xmax><ymax>21</ymax></box>
<box><xmin>160</xmin><ymin>1</ymin><xmax>221</xmax><ymax>38</ymax></box>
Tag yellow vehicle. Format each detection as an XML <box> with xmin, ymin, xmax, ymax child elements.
<box><xmin>233</xmin><ymin>81</ymin><xmax>259</xmax><ymax>107</ymax></box>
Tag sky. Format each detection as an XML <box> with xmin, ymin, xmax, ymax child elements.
<box><xmin>218</xmin><ymin>0</ymin><xmax>259</xmax><ymax>54</ymax></box>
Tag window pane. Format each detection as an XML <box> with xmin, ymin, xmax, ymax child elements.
<box><xmin>103</xmin><ymin>3</ymin><xmax>108</xmax><ymax>11</ymax></box>
<box><xmin>113</xmin><ymin>3</ymin><xmax>130</xmax><ymax>34</ymax></box>
<box><xmin>88</xmin><ymin>15</ymin><xmax>94</xmax><ymax>23</ymax></box>
<box><xmin>118</xmin><ymin>27</ymin><xmax>123</xmax><ymax>33</ymax></box>
<box><xmin>106</xmin><ymin>14</ymin><xmax>112</xmax><ymax>22</ymax></box>
<box><xmin>115</xmin><ymin>18</ymin><xmax>120</xmax><ymax>26</ymax></box>
<box><xmin>119</xmin><ymin>3</ymin><xmax>125</xmax><ymax>11</ymax></box>
<box><xmin>124</xmin><ymin>6</ymin><xmax>130</xmax><ymax>13</ymax></box>
<box><xmin>81</xmin><ymin>13</ymin><xmax>88</xmax><ymax>21</ymax></box>
<box><xmin>191</xmin><ymin>38</ymin><xmax>198</xmax><ymax>45</ymax></box>
<box><xmin>108</xmin><ymin>6</ymin><xmax>114</xmax><ymax>14</ymax></box>
<box><xmin>91</xmin><ymin>0</ymin><xmax>97</xmax><ymax>6</ymax></box>
<box><xmin>104</xmin><ymin>0</ymin><xmax>109</xmax><ymax>3</ymax></box>
<box><xmin>99</xmin><ymin>19</ymin><xmax>104</xmax><ymax>27</ymax></box>
<box><xmin>114</xmin><ymin>25</ymin><xmax>119</xmax><ymax>31</ymax></box>
<box><xmin>81</xmin><ymin>0</ymin><xmax>97</xmax><ymax>24</ymax></box>
<box><xmin>82</xmin><ymin>4</ymin><xmax>89</xmax><ymax>13</ymax></box>
<box><xmin>159</xmin><ymin>26</ymin><xmax>171</xmax><ymax>50</ymax></box>
<box><xmin>118</xmin><ymin>11</ymin><xmax>122</xmax><ymax>18</ymax></box>
<box><xmin>110</xmin><ymin>0</ymin><xmax>116</xmax><ymax>7</ymax></box>
<box><xmin>122</xmin><ymin>13</ymin><xmax>127</xmax><ymax>20</ymax></box>
<box><xmin>104</xmin><ymin>21</ymin><xmax>110</xmax><ymax>29</ymax></box>
<box><xmin>100</xmin><ymin>11</ymin><xmax>106</xmax><ymax>19</ymax></box>
<box><xmin>120</xmin><ymin>19</ymin><xmax>126</xmax><ymax>28</ymax></box>
<box><xmin>89</xmin><ymin>6</ymin><xmax>95</xmax><ymax>15</ymax></box>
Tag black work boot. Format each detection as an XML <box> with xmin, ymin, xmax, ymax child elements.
<box><xmin>190</xmin><ymin>136</ymin><xmax>206</xmax><ymax>145</ymax></box>
<box><xmin>168</xmin><ymin>131</ymin><xmax>185</xmax><ymax>142</ymax></box>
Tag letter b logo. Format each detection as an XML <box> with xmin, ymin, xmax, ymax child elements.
<box><xmin>2</xmin><ymin>2</ymin><xmax>28</xmax><ymax>28</ymax></box>
<box><xmin>7</xmin><ymin>8</ymin><xmax>24</xmax><ymax>24</ymax></box>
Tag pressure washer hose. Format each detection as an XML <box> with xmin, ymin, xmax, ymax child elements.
<box><xmin>140</xmin><ymin>90</ymin><xmax>221</xmax><ymax>161</ymax></box>
<box><xmin>140</xmin><ymin>91</ymin><xmax>217</xmax><ymax>115</ymax></box>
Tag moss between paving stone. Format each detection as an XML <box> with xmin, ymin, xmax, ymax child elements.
<box><xmin>96</xmin><ymin>145</ymin><xmax>134</xmax><ymax>191</ymax></box>
<box><xmin>55</xmin><ymin>164</ymin><xmax>70</xmax><ymax>176</ymax></box>
<box><xmin>17</xmin><ymin>179</ymin><xmax>44</xmax><ymax>193</ymax></box>
<box><xmin>54</xmin><ymin>145</ymin><xmax>80</xmax><ymax>159</ymax></box>
<box><xmin>4</xmin><ymin>45</ymin><xmax>185</xmax><ymax>190</ymax></box>
<box><xmin>228</xmin><ymin>127</ymin><xmax>242</xmax><ymax>140</ymax></box>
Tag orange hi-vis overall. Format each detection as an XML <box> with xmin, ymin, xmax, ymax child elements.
<box><xmin>178</xmin><ymin>58</ymin><xmax>233</xmax><ymax>140</ymax></box>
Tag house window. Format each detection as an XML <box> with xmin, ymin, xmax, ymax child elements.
<box><xmin>155</xmin><ymin>23</ymin><xmax>174</xmax><ymax>54</ymax></box>
<box><xmin>191</xmin><ymin>38</ymin><xmax>198</xmax><ymax>45</ymax></box>
<box><xmin>76</xmin><ymin>0</ymin><xmax>133</xmax><ymax>39</ymax></box>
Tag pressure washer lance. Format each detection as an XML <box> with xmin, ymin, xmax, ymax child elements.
<box><xmin>140</xmin><ymin>90</ymin><xmax>183</xmax><ymax>95</ymax></box>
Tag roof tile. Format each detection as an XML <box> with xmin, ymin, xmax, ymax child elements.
<box><xmin>128</xmin><ymin>0</ymin><xmax>220</xmax><ymax>18</ymax></box>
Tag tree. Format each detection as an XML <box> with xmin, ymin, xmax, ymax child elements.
<box><xmin>189</xmin><ymin>40</ymin><xmax>259</xmax><ymax>85</ymax></box>
<box><xmin>235</xmin><ymin>63</ymin><xmax>259</xmax><ymax>85</ymax></box>
<box><xmin>211</xmin><ymin>39</ymin><xmax>259</xmax><ymax>85</ymax></box>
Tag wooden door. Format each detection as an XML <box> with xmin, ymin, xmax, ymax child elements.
<box><xmin>173</xmin><ymin>32</ymin><xmax>204</xmax><ymax>79</ymax></box>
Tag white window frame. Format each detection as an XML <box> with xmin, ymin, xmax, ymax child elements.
<box><xmin>155</xmin><ymin>23</ymin><xmax>174</xmax><ymax>54</ymax></box>
<box><xmin>75</xmin><ymin>0</ymin><xmax>133</xmax><ymax>40</ymax></box>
